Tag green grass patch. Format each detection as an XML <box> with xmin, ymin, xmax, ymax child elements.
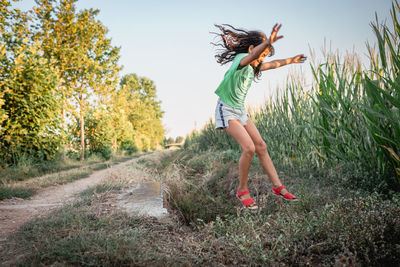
<box><xmin>2</xmin><ymin>206</ymin><xmax>148</xmax><ymax>266</ymax></box>
<box><xmin>0</xmin><ymin>161</ymin><xmax>81</xmax><ymax>183</ymax></box>
<box><xmin>63</xmin><ymin>171</ymin><xmax>92</xmax><ymax>184</ymax></box>
<box><xmin>0</xmin><ymin>159</ymin><xmax>95</xmax><ymax>184</ymax></box>
<box><xmin>0</xmin><ymin>186</ymin><xmax>35</xmax><ymax>200</ymax></box>
<box><xmin>89</xmin><ymin>163</ymin><xmax>109</xmax><ymax>171</ymax></box>
<box><xmin>79</xmin><ymin>182</ymin><xmax>123</xmax><ymax>198</ymax></box>
<box><xmin>207</xmin><ymin>196</ymin><xmax>400</xmax><ymax>266</ymax></box>
<box><xmin>29</xmin><ymin>170</ymin><xmax>94</xmax><ymax>189</ymax></box>
<box><xmin>0</xmin><ymin>170</ymin><xmax>93</xmax><ymax>200</ymax></box>
<box><xmin>110</xmin><ymin>153</ymin><xmax>141</xmax><ymax>164</ymax></box>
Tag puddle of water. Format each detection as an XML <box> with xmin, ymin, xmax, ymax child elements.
<box><xmin>116</xmin><ymin>182</ymin><xmax>168</xmax><ymax>219</ymax></box>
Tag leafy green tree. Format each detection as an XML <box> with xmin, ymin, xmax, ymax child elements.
<box><xmin>120</xmin><ymin>74</ymin><xmax>165</xmax><ymax>150</ymax></box>
<box><xmin>166</xmin><ymin>137</ymin><xmax>174</xmax><ymax>145</ymax></box>
<box><xmin>33</xmin><ymin>0</ymin><xmax>120</xmax><ymax>161</ymax></box>
<box><xmin>108</xmin><ymin>81</ymin><xmax>136</xmax><ymax>151</ymax></box>
<box><xmin>0</xmin><ymin>1</ymin><xmax>61</xmax><ymax>165</ymax></box>
<box><xmin>175</xmin><ymin>136</ymin><xmax>184</xmax><ymax>144</ymax></box>
<box><xmin>33</xmin><ymin>0</ymin><xmax>80</xmax><ymax>155</ymax></box>
<box><xmin>71</xmin><ymin>8</ymin><xmax>120</xmax><ymax>160</ymax></box>
<box><xmin>0</xmin><ymin>0</ymin><xmax>13</xmax><ymax>127</ymax></box>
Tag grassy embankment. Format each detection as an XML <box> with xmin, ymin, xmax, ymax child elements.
<box><xmin>1</xmin><ymin>150</ymin><xmax>399</xmax><ymax>266</ymax></box>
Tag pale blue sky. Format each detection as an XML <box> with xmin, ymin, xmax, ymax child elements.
<box><xmin>14</xmin><ymin>0</ymin><xmax>393</xmax><ymax>139</ymax></box>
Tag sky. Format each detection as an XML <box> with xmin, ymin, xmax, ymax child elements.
<box><xmin>13</xmin><ymin>0</ymin><xmax>394</xmax><ymax>139</ymax></box>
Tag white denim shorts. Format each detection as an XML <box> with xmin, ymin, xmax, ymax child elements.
<box><xmin>214</xmin><ymin>98</ymin><xmax>248</xmax><ymax>129</ymax></box>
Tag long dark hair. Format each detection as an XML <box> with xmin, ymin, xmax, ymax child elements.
<box><xmin>211</xmin><ymin>24</ymin><xmax>274</xmax><ymax>79</ymax></box>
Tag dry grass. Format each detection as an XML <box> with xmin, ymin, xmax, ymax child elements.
<box><xmin>1</xmin><ymin>150</ymin><xmax>399</xmax><ymax>266</ymax></box>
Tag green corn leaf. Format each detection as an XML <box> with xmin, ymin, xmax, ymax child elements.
<box><xmin>371</xmin><ymin>22</ymin><xmax>387</xmax><ymax>69</ymax></box>
<box><xmin>379</xmin><ymin>78</ymin><xmax>400</xmax><ymax>108</ymax></box>
<box><xmin>383</xmin><ymin>30</ymin><xmax>400</xmax><ymax>71</ymax></box>
<box><xmin>391</xmin><ymin>2</ymin><xmax>400</xmax><ymax>46</ymax></box>
<box><xmin>364</xmin><ymin>76</ymin><xmax>385</xmax><ymax>105</ymax></box>
<box><xmin>381</xmin><ymin>145</ymin><xmax>400</xmax><ymax>163</ymax></box>
<box><xmin>373</xmin><ymin>133</ymin><xmax>398</xmax><ymax>147</ymax></box>
<box><xmin>361</xmin><ymin>105</ymin><xmax>387</xmax><ymax>121</ymax></box>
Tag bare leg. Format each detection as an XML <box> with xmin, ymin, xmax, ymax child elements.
<box><xmin>244</xmin><ymin>118</ymin><xmax>292</xmax><ymax>196</ymax></box>
<box><xmin>224</xmin><ymin>120</ymin><xmax>257</xmax><ymax>205</ymax></box>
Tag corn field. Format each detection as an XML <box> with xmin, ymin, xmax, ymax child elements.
<box><xmin>185</xmin><ymin>2</ymin><xmax>400</xmax><ymax>193</ymax></box>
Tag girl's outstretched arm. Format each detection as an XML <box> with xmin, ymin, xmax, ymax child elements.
<box><xmin>261</xmin><ymin>54</ymin><xmax>307</xmax><ymax>71</ymax></box>
<box><xmin>240</xmin><ymin>24</ymin><xmax>283</xmax><ymax>67</ymax></box>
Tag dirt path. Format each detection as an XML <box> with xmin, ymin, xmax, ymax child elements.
<box><xmin>0</xmin><ymin>157</ymin><xmax>140</xmax><ymax>241</ymax></box>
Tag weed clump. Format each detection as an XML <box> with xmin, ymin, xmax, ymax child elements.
<box><xmin>0</xmin><ymin>186</ymin><xmax>35</xmax><ymax>200</ymax></box>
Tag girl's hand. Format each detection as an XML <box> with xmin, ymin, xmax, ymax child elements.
<box><xmin>291</xmin><ymin>54</ymin><xmax>307</xmax><ymax>64</ymax></box>
<box><xmin>269</xmin><ymin>23</ymin><xmax>283</xmax><ymax>43</ymax></box>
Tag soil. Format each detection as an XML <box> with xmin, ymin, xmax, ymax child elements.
<box><xmin>0</xmin><ymin>157</ymin><xmax>141</xmax><ymax>242</ymax></box>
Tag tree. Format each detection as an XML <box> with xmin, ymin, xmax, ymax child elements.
<box><xmin>33</xmin><ymin>0</ymin><xmax>80</xmax><ymax>156</ymax></box>
<box><xmin>0</xmin><ymin>1</ymin><xmax>61</xmax><ymax>165</ymax></box>
<box><xmin>166</xmin><ymin>137</ymin><xmax>174</xmax><ymax>145</ymax></box>
<box><xmin>120</xmin><ymin>74</ymin><xmax>165</xmax><ymax>150</ymax></box>
<box><xmin>0</xmin><ymin>0</ymin><xmax>13</xmax><ymax>128</ymax></box>
<box><xmin>34</xmin><ymin>0</ymin><xmax>120</xmax><ymax>161</ymax></box>
<box><xmin>71</xmin><ymin>8</ymin><xmax>120</xmax><ymax>160</ymax></box>
<box><xmin>108</xmin><ymin>80</ymin><xmax>135</xmax><ymax>151</ymax></box>
<box><xmin>175</xmin><ymin>136</ymin><xmax>184</xmax><ymax>144</ymax></box>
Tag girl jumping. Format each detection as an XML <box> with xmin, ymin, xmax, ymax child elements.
<box><xmin>213</xmin><ymin>23</ymin><xmax>306</xmax><ymax>210</ymax></box>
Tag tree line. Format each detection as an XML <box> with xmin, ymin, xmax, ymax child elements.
<box><xmin>0</xmin><ymin>0</ymin><xmax>165</xmax><ymax>166</ymax></box>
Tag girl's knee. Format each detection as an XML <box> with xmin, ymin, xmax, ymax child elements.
<box><xmin>242</xmin><ymin>144</ymin><xmax>256</xmax><ymax>156</ymax></box>
<box><xmin>255</xmin><ymin>141</ymin><xmax>267</xmax><ymax>154</ymax></box>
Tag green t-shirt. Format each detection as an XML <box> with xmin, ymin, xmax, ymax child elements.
<box><xmin>214</xmin><ymin>53</ymin><xmax>254</xmax><ymax>109</ymax></box>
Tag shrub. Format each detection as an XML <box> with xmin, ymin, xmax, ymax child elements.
<box><xmin>120</xmin><ymin>141</ymin><xmax>139</xmax><ymax>155</ymax></box>
<box><xmin>0</xmin><ymin>186</ymin><xmax>35</xmax><ymax>200</ymax></box>
<box><xmin>90</xmin><ymin>145</ymin><xmax>113</xmax><ymax>160</ymax></box>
